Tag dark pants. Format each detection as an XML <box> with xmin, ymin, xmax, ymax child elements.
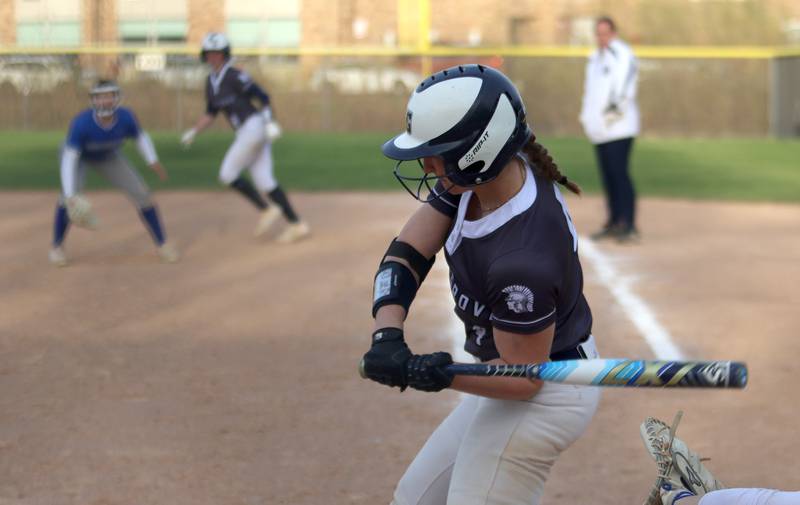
<box><xmin>594</xmin><ymin>137</ymin><xmax>636</xmax><ymax>231</ymax></box>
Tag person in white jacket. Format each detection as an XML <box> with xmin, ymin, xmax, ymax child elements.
<box><xmin>580</xmin><ymin>16</ymin><xmax>640</xmax><ymax>242</ymax></box>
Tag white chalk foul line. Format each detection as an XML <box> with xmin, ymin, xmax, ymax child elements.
<box><xmin>579</xmin><ymin>236</ymin><xmax>684</xmax><ymax>360</ymax></box>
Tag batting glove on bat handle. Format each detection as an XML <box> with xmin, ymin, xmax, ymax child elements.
<box><xmin>360</xmin><ymin>328</ymin><xmax>412</xmax><ymax>390</ymax></box>
<box><xmin>405</xmin><ymin>352</ymin><xmax>453</xmax><ymax>392</ymax></box>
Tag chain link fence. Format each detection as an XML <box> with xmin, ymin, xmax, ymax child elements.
<box><xmin>0</xmin><ymin>50</ymin><xmax>796</xmax><ymax>137</ymax></box>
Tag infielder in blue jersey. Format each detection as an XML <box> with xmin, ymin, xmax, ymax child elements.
<box><xmin>49</xmin><ymin>80</ymin><xmax>178</xmax><ymax>266</ymax></box>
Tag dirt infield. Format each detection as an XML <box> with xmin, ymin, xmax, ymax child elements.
<box><xmin>1</xmin><ymin>191</ymin><xmax>798</xmax><ymax>505</ymax></box>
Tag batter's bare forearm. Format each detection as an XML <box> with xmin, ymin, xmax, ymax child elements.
<box><xmin>395</xmin><ymin>204</ymin><xmax>452</xmax><ymax>260</ymax></box>
<box><xmin>373</xmin><ymin>304</ymin><xmax>407</xmax><ymax>332</ymax></box>
<box><xmin>450</xmin><ymin>360</ymin><xmax>544</xmax><ymax>400</ymax></box>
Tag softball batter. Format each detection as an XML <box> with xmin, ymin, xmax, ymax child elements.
<box><xmin>181</xmin><ymin>32</ymin><xmax>310</xmax><ymax>243</ymax></box>
<box><xmin>362</xmin><ymin>65</ymin><xmax>601</xmax><ymax>505</ymax></box>
<box><xmin>49</xmin><ymin>80</ymin><xmax>178</xmax><ymax>266</ymax></box>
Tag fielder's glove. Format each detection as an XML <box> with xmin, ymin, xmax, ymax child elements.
<box><xmin>65</xmin><ymin>194</ymin><xmax>98</xmax><ymax>229</ymax></box>
<box><xmin>362</xmin><ymin>328</ymin><xmax>412</xmax><ymax>390</ymax></box>
<box><xmin>406</xmin><ymin>352</ymin><xmax>453</xmax><ymax>392</ymax></box>
<box><xmin>640</xmin><ymin>411</ymin><xmax>725</xmax><ymax>505</ymax></box>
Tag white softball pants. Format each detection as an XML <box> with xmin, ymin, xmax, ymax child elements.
<box><xmin>391</xmin><ymin>339</ymin><xmax>601</xmax><ymax>505</ymax></box>
<box><xmin>218</xmin><ymin>114</ymin><xmax>277</xmax><ymax>192</ymax></box>
<box><xmin>701</xmin><ymin>489</ymin><xmax>800</xmax><ymax>505</ymax></box>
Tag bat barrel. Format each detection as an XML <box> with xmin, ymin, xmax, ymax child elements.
<box><xmin>360</xmin><ymin>359</ymin><xmax>748</xmax><ymax>389</ymax></box>
<box><xmin>729</xmin><ymin>362</ymin><xmax>748</xmax><ymax>388</ymax></box>
<box><xmin>443</xmin><ymin>360</ymin><xmax>749</xmax><ymax>389</ymax></box>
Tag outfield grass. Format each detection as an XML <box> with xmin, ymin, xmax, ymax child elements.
<box><xmin>0</xmin><ymin>131</ymin><xmax>798</xmax><ymax>202</ymax></box>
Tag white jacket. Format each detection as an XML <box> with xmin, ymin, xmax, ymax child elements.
<box><xmin>579</xmin><ymin>38</ymin><xmax>640</xmax><ymax>144</ymax></box>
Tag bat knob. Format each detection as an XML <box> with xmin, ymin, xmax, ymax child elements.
<box><xmin>358</xmin><ymin>358</ymin><xmax>367</xmax><ymax>379</ymax></box>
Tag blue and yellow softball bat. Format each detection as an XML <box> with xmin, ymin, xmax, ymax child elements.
<box><xmin>359</xmin><ymin>359</ymin><xmax>748</xmax><ymax>388</ymax></box>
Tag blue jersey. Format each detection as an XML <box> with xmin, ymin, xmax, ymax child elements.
<box><xmin>65</xmin><ymin>107</ymin><xmax>141</xmax><ymax>161</ymax></box>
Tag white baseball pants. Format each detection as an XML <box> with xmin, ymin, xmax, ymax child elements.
<box><xmin>391</xmin><ymin>338</ymin><xmax>601</xmax><ymax>505</ymax></box>
<box><xmin>218</xmin><ymin>114</ymin><xmax>277</xmax><ymax>192</ymax></box>
<box><xmin>701</xmin><ymin>489</ymin><xmax>800</xmax><ymax>505</ymax></box>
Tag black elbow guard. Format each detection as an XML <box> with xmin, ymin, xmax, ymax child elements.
<box><xmin>372</xmin><ymin>261</ymin><xmax>418</xmax><ymax>318</ymax></box>
<box><xmin>372</xmin><ymin>238</ymin><xmax>436</xmax><ymax>318</ymax></box>
<box><xmin>382</xmin><ymin>238</ymin><xmax>435</xmax><ymax>284</ymax></box>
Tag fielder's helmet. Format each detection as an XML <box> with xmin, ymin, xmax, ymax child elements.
<box><xmin>200</xmin><ymin>32</ymin><xmax>231</xmax><ymax>62</ymax></box>
<box><xmin>89</xmin><ymin>79</ymin><xmax>121</xmax><ymax>118</ymax></box>
<box><xmin>382</xmin><ymin>64</ymin><xmax>532</xmax><ymax>201</ymax></box>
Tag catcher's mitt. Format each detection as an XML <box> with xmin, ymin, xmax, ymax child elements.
<box><xmin>66</xmin><ymin>194</ymin><xmax>98</xmax><ymax>229</ymax></box>
<box><xmin>640</xmin><ymin>411</ymin><xmax>725</xmax><ymax>505</ymax></box>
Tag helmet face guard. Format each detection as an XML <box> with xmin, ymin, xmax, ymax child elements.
<box><xmin>90</xmin><ymin>81</ymin><xmax>121</xmax><ymax>118</ymax></box>
<box><xmin>392</xmin><ymin>159</ymin><xmax>456</xmax><ymax>203</ymax></box>
<box><xmin>200</xmin><ymin>47</ymin><xmax>231</xmax><ymax>63</ymax></box>
<box><xmin>382</xmin><ymin>64</ymin><xmax>532</xmax><ymax>196</ymax></box>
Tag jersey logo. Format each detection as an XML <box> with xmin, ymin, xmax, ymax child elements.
<box><xmin>502</xmin><ymin>285</ymin><xmax>534</xmax><ymax>313</ymax></box>
<box><xmin>238</xmin><ymin>71</ymin><xmax>252</xmax><ymax>84</ymax></box>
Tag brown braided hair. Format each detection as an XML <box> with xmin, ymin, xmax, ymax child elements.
<box><xmin>521</xmin><ymin>136</ymin><xmax>582</xmax><ymax>195</ymax></box>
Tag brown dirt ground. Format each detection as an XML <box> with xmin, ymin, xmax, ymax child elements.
<box><xmin>0</xmin><ymin>191</ymin><xmax>798</xmax><ymax>505</ymax></box>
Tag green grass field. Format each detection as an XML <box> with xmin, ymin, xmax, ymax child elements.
<box><xmin>1</xmin><ymin>131</ymin><xmax>798</xmax><ymax>202</ymax></box>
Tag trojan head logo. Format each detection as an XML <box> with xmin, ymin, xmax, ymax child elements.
<box><xmin>502</xmin><ymin>285</ymin><xmax>534</xmax><ymax>313</ymax></box>
<box><xmin>406</xmin><ymin>111</ymin><xmax>413</xmax><ymax>134</ymax></box>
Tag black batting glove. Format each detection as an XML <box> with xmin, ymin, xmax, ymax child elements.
<box><xmin>362</xmin><ymin>328</ymin><xmax>412</xmax><ymax>390</ymax></box>
<box><xmin>406</xmin><ymin>352</ymin><xmax>454</xmax><ymax>392</ymax></box>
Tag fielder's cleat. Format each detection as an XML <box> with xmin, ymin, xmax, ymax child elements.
<box><xmin>48</xmin><ymin>246</ymin><xmax>68</xmax><ymax>267</ymax></box>
<box><xmin>615</xmin><ymin>228</ymin><xmax>641</xmax><ymax>244</ymax></box>
<box><xmin>659</xmin><ymin>481</ymin><xmax>698</xmax><ymax>505</ymax></box>
<box><xmin>590</xmin><ymin>224</ymin><xmax>621</xmax><ymax>241</ymax></box>
<box><xmin>640</xmin><ymin>413</ymin><xmax>724</xmax><ymax>505</ymax></box>
<box><xmin>157</xmin><ymin>243</ymin><xmax>180</xmax><ymax>263</ymax></box>
<box><xmin>276</xmin><ymin>221</ymin><xmax>311</xmax><ymax>244</ymax></box>
<box><xmin>254</xmin><ymin>206</ymin><xmax>282</xmax><ymax>237</ymax></box>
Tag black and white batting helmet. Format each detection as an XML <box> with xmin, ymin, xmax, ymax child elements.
<box><xmin>200</xmin><ymin>32</ymin><xmax>231</xmax><ymax>62</ymax></box>
<box><xmin>382</xmin><ymin>64</ymin><xmax>532</xmax><ymax>200</ymax></box>
<box><xmin>89</xmin><ymin>79</ymin><xmax>122</xmax><ymax>118</ymax></box>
